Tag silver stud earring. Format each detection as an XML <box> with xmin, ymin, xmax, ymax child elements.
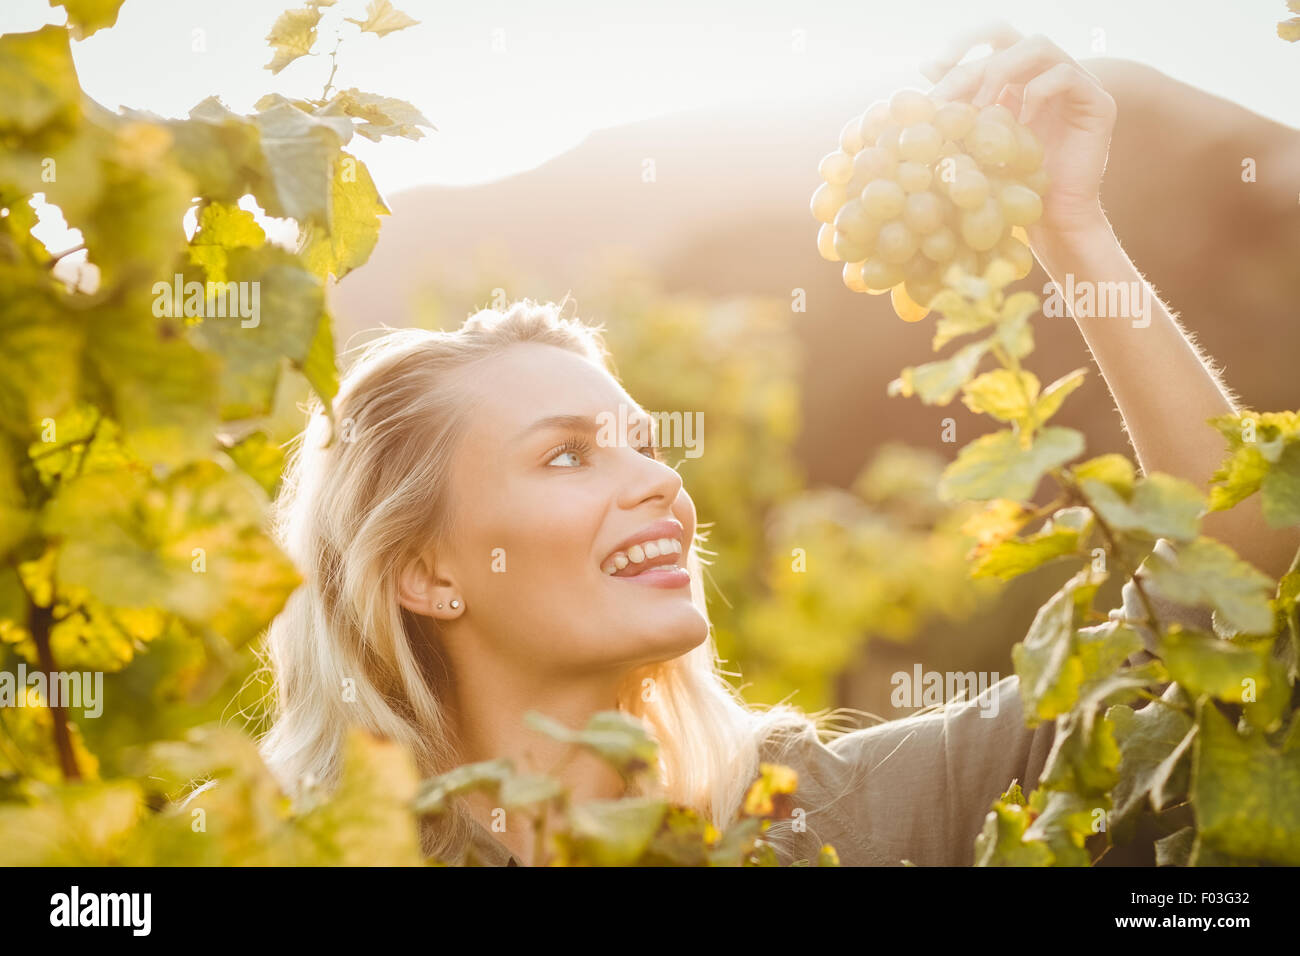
<box><xmin>436</xmin><ymin>603</ymin><xmax>444</xmax><ymax>609</ymax></box>
<box><xmin>450</xmin><ymin>599</ymin><xmax>461</xmax><ymax>610</ymax></box>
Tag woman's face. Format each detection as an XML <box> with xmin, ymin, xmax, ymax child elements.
<box><xmin>423</xmin><ymin>342</ymin><xmax>708</xmax><ymax>677</ymax></box>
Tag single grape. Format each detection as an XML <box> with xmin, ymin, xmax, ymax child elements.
<box><xmin>960</xmin><ymin>196</ymin><xmax>1006</xmax><ymax>251</ymax></box>
<box><xmin>876</xmin><ymin>220</ymin><xmax>918</xmax><ymax>263</ymax></box>
<box><xmin>853</xmin><ymin>146</ymin><xmax>898</xmax><ymax>181</ymax></box>
<box><xmin>858</xmin><ymin>101</ymin><xmax>892</xmax><ymax>146</ymax></box>
<box><xmin>949</xmin><ymin>168</ymin><xmax>990</xmax><ymax>210</ymax></box>
<box><xmin>816</xmin><ymin>222</ymin><xmax>840</xmax><ymax>261</ymax></box>
<box><xmin>904</xmin><ymin>278</ymin><xmax>941</xmax><ymax>309</ymax></box>
<box><xmin>811</xmin><ymin>181</ymin><xmax>848</xmax><ymax>223</ymax></box>
<box><xmin>934</xmin><ymin>153</ymin><xmax>977</xmax><ymax>195</ymax></box>
<box><xmin>997</xmin><ymin>235</ymin><xmax>1034</xmax><ymax>279</ymax></box>
<box><xmin>902</xmin><ymin>251</ymin><xmax>933</xmax><ymax>282</ymax></box>
<box><xmin>861</xmin><ymin>179</ymin><xmax>906</xmax><ymax>220</ymax></box>
<box><xmin>819</xmin><ymin>150</ymin><xmax>854</xmax><ymax>185</ymax></box>
<box><xmin>843</xmin><ymin>260</ymin><xmax>869</xmax><ymax>293</ymax></box>
<box><xmin>979</xmin><ymin>103</ymin><xmax>1018</xmax><ymax>127</ymax></box>
<box><xmin>834</xmin><ymin>197</ymin><xmax>877</xmax><ymax>242</ymax></box>
<box><xmin>891</xmin><ymin>283</ymin><xmax>930</xmax><ymax>322</ymax></box>
<box><xmin>932</xmin><ymin>100</ymin><xmax>977</xmax><ymax>140</ymax></box>
<box><xmin>875</xmin><ymin>122</ymin><xmax>902</xmax><ymax>153</ymax></box>
<box><xmin>898</xmin><ymin>123</ymin><xmax>943</xmax><ymax>163</ymax></box>
<box><xmin>966</xmin><ymin>120</ymin><xmax>1016</xmax><ymax>166</ymax></box>
<box><xmin>862</xmin><ymin>257</ymin><xmax>904</xmax><ymax>292</ymax></box>
<box><xmin>902</xmin><ymin>190</ymin><xmax>945</xmax><ymax>235</ymax></box>
<box><xmin>895</xmin><ymin>160</ymin><xmax>933</xmax><ymax>193</ymax></box>
<box><xmin>920</xmin><ymin>226</ymin><xmax>957</xmax><ymax>262</ymax></box>
<box><xmin>840</xmin><ymin>115</ymin><xmax>867</xmax><ymax>153</ymax></box>
<box><xmin>889</xmin><ymin>88</ymin><xmax>936</xmax><ymax>125</ymax></box>
<box><xmin>999</xmin><ymin>184</ymin><xmax>1043</xmax><ymax>226</ymax></box>
<box><xmin>834</xmin><ymin>229</ymin><xmax>874</xmax><ymax>263</ymax></box>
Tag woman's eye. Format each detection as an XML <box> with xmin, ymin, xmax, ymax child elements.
<box><xmin>547</xmin><ymin>450</ymin><xmax>582</xmax><ymax>468</ymax></box>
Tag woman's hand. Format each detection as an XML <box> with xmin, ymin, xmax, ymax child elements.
<box><xmin>922</xmin><ymin>22</ymin><xmax>1116</xmax><ymax>251</ymax></box>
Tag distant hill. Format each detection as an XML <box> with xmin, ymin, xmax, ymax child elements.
<box><xmin>330</xmin><ymin>58</ymin><xmax>1300</xmax><ymax>488</ymax></box>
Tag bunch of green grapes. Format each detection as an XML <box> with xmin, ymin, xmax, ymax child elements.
<box><xmin>810</xmin><ymin>89</ymin><xmax>1049</xmax><ymax>321</ymax></box>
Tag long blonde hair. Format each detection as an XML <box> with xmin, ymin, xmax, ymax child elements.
<box><xmin>256</xmin><ymin>297</ymin><xmax>840</xmax><ymax>862</ymax></box>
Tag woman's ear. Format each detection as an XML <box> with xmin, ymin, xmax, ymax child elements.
<box><xmin>396</xmin><ymin>550</ymin><xmax>463</xmax><ymax>620</ymax></box>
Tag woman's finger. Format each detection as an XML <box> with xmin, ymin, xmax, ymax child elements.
<box><xmin>970</xmin><ymin>34</ymin><xmax>1074</xmax><ymax>107</ymax></box>
<box><xmin>931</xmin><ymin>33</ymin><xmax>1067</xmax><ymax>105</ymax></box>
<box><xmin>1020</xmin><ymin>61</ymin><xmax>1116</xmax><ymax>126</ymax></box>
<box><xmin>921</xmin><ymin>20</ymin><xmax>1022</xmax><ymax>85</ymax></box>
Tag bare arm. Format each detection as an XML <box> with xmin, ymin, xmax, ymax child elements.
<box><xmin>926</xmin><ymin>24</ymin><xmax>1300</xmax><ymax>580</ymax></box>
<box><xmin>1033</xmin><ymin>213</ymin><xmax>1300</xmax><ymax>579</ymax></box>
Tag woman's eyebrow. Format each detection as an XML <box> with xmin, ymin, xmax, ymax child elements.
<box><xmin>512</xmin><ymin>413</ymin><xmax>598</xmax><ymax>442</ymax></box>
<box><xmin>512</xmin><ymin>410</ymin><xmax>656</xmax><ymax>442</ymax></box>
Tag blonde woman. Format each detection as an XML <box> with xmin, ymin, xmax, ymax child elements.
<box><xmin>257</xmin><ymin>28</ymin><xmax>1296</xmax><ymax>866</ymax></box>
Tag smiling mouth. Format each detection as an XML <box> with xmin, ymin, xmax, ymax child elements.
<box><xmin>602</xmin><ymin>537</ymin><xmax>684</xmax><ymax>577</ymax></box>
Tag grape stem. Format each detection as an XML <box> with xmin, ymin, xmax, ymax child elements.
<box><xmin>1061</xmin><ymin>472</ymin><xmax>1166</xmax><ymax>640</ymax></box>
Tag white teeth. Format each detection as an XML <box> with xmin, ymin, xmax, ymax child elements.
<box><xmin>602</xmin><ymin>536</ymin><xmax>685</xmax><ymax>575</ymax></box>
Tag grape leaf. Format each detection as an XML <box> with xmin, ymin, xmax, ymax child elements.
<box><xmin>87</xmin><ymin>293</ymin><xmax>221</xmax><ymax>467</ymax></box>
<box><xmin>1081</xmin><ymin>473</ymin><xmax>1204</xmax><ymax>543</ymax></box>
<box><xmin>1022</xmin><ymin>788</ymin><xmax>1094</xmax><ymax>866</ymax></box>
<box><xmin>187</xmin><ymin>245</ymin><xmax>326</xmax><ymax>420</ymax></box>
<box><xmin>961</xmin><ymin>368</ymin><xmax>1039</xmax><ymax>422</ymax></box>
<box><xmin>42</xmin><ymin>460</ymin><xmax>301</xmax><ymax>647</ymax></box>
<box><xmin>1143</xmin><ymin>538</ymin><xmax>1275</xmax><ymax>635</ymax></box>
<box><xmin>51</xmin><ymin>0</ymin><xmax>127</xmax><ymax>41</ymax></box>
<box><xmin>1011</xmin><ymin>567</ymin><xmax>1103</xmax><ymax>722</ymax></box>
<box><xmin>1191</xmin><ymin>699</ymin><xmax>1300</xmax><ymax>864</ymax></box>
<box><xmin>328</xmin><ymin>88</ymin><xmax>435</xmax><ymax>141</ymax></box>
<box><xmin>971</xmin><ymin>506</ymin><xmax>1090</xmax><ymax>581</ymax></box>
<box><xmin>252</xmin><ymin>99</ymin><xmax>354</xmax><ymax>224</ymax></box>
<box><xmin>188</xmin><ymin>201</ymin><xmax>266</xmax><ymax>283</ymax></box>
<box><xmin>524</xmin><ymin>710</ymin><xmax>659</xmax><ymax>776</ymax></box>
<box><xmin>0</xmin><ymin>26</ymin><xmax>80</xmax><ymax>134</ymax></box>
<box><xmin>300</xmin><ymin>151</ymin><xmax>389</xmax><ymax>281</ymax></box>
<box><xmin>222</xmin><ymin>430</ymin><xmax>285</xmax><ymax>497</ymax></box>
<box><xmin>264</xmin><ymin>5</ymin><xmax>323</xmax><ymax>75</ymax></box>
<box><xmin>888</xmin><ymin>341</ymin><xmax>988</xmax><ymax>406</ymax></box>
<box><xmin>346</xmin><ymin>0</ymin><xmax>420</xmax><ymax>37</ymax></box>
<box><xmin>939</xmin><ymin>426</ymin><xmax>1083</xmax><ymax>502</ymax></box>
<box><xmin>974</xmin><ymin>799</ymin><xmax>1054</xmax><ymax>866</ymax></box>
<box><xmin>1069</xmin><ymin>453</ymin><xmax>1135</xmax><ymax>496</ymax></box>
<box><xmin>1158</xmin><ymin>626</ymin><xmax>1289</xmax><ymax>730</ymax></box>
<box><xmin>0</xmin><ymin>780</ymin><xmax>139</xmax><ymax>864</ymax></box>
<box><xmin>1108</xmin><ymin>691</ymin><xmax>1195</xmax><ymax>824</ymax></box>
<box><xmin>553</xmin><ymin>797</ymin><xmax>667</xmax><ymax>866</ymax></box>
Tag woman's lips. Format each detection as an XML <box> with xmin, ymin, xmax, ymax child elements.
<box><xmin>606</xmin><ymin>565</ymin><xmax>691</xmax><ymax>589</ymax></box>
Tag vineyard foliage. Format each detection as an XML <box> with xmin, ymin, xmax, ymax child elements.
<box><xmin>0</xmin><ymin>1</ymin><xmax>1296</xmax><ymax>866</ymax></box>
<box><xmin>0</xmin><ymin>1</ymin><xmax>838</xmax><ymax>866</ymax></box>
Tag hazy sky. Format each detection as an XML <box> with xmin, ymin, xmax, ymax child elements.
<box><xmin>3</xmin><ymin>0</ymin><xmax>1296</xmax><ymax>194</ymax></box>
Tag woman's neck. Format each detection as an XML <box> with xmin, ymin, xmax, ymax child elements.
<box><xmin>447</xmin><ymin>662</ymin><xmax>629</xmax><ymax>865</ymax></box>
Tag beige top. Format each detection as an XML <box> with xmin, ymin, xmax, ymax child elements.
<box><xmin>459</xmin><ymin>556</ymin><xmax>1192</xmax><ymax>867</ymax></box>
<box><xmin>460</xmin><ymin>673</ymin><xmax>1054</xmax><ymax>866</ymax></box>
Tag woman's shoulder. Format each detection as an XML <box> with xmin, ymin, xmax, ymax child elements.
<box><xmin>758</xmin><ymin>674</ymin><xmax>1056</xmax><ymax>866</ymax></box>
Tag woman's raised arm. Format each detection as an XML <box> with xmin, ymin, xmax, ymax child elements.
<box><xmin>924</xmin><ymin>25</ymin><xmax>1300</xmax><ymax>580</ymax></box>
